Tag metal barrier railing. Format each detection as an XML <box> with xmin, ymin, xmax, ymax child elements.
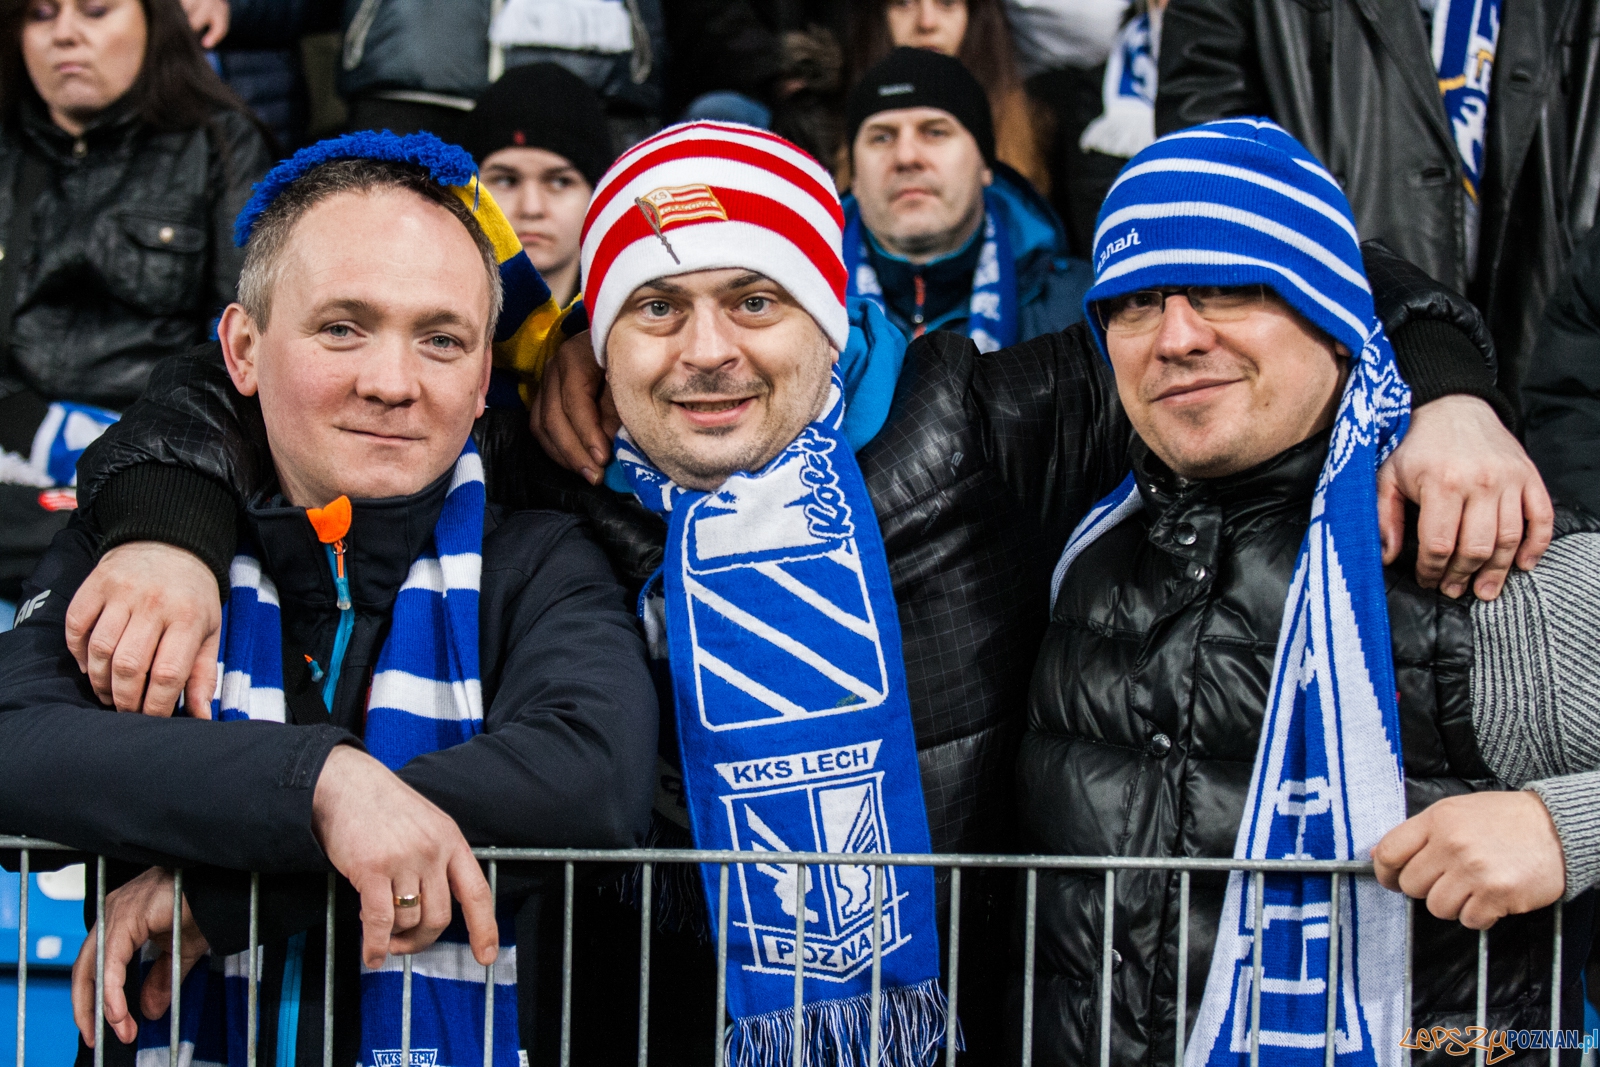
<box><xmin>0</xmin><ymin>838</ymin><xmax>1567</xmax><ymax>1067</ymax></box>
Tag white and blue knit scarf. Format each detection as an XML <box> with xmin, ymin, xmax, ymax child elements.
<box><xmin>135</xmin><ymin>444</ymin><xmax>519</xmax><ymax>1067</ymax></box>
<box><xmin>619</xmin><ymin>371</ymin><xmax>946</xmax><ymax>1067</ymax></box>
<box><xmin>1067</xmin><ymin>118</ymin><xmax>1414</xmax><ymax>1067</ymax></box>
<box><xmin>843</xmin><ymin>192</ymin><xmax>1017</xmax><ymax>353</ymax></box>
<box><xmin>1079</xmin><ymin>11</ymin><xmax>1159</xmax><ymax>160</ymax></box>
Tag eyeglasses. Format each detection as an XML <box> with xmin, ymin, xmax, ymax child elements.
<box><xmin>1094</xmin><ymin>285</ymin><xmax>1270</xmax><ymax>336</ymax></box>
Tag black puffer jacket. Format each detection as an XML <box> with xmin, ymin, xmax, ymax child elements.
<box><xmin>0</xmin><ymin>98</ymin><xmax>271</xmax><ymax>410</ymax></box>
<box><xmin>1013</xmin><ymin>433</ymin><xmax>1593</xmax><ymax>1066</ymax></box>
<box><xmin>1157</xmin><ymin>0</ymin><xmax>1600</xmax><ymax>417</ymax></box>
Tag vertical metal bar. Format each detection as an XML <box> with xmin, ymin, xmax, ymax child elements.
<box><xmin>1249</xmin><ymin>871</ymin><xmax>1264</xmax><ymax>1067</ymax></box>
<box><xmin>171</xmin><ymin>869</ymin><xmax>184</xmax><ymax>1065</ymax></box>
<box><xmin>637</xmin><ymin>862</ymin><xmax>652</xmax><ymax>1067</ymax></box>
<box><xmin>715</xmin><ymin>865</ymin><xmax>729</xmax><ymax>1067</ymax></box>
<box><xmin>792</xmin><ymin>859</ymin><xmax>805</xmax><ymax>1067</ymax></box>
<box><xmin>484</xmin><ymin>861</ymin><xmax>498</xmax><ymax>1067</ymax></box>
<box><xmin>1474</xmin><ymin>929</ymin><xmax>1488</xmax><ymax>1067</ymax></box>
<box><xmin>868</xmin><ymin>865</ymin><xmax>883</xmax><ymax>1067</ymax></box>
<box><xmin>324</xmin><ymin>873</ymin><xmax>335</xmax><ymax>1067</ymax></box>
<box><xmin>1550</xmin><ymin>899</ymin><xmax>1564</xmax><ymax>1067</ymax></box>
<box><xmin>401</xmin><ymin>954</ymin><xmax>413</xmax><ymax>1067</ymax></box>
<box><xmin>1323</xmin><ymin>874</ymin><xmax>1341</xmax><ymax>1067</ymax></box>
<box><xmin>1021</xmin><ymin>869</ymin><xmax>1037</xmax><ymax>1067</ymax></box>
<box><xmin>248</xmin><ymin>873</ymin><xmax>259</xmax><ymax>1067</ymax></box>
<box><xmin>16</xmin><ymin>849</ymin><xmax>26</xmax><ymax>1067</ymax></box>
<box><xmin>1402</xmin><ymin>897</ymin><xmax>1413</xmax><ymax>1067</ymax></box>
<box><xmin>94</xmin><ymin>856</ymin><xmax>105</xmax><ymax>1067</ymax></box>
<box><xmin>944</xmin><ymin>866</ymin><xmax>961</xmax><ymax>1067</ymax></box>
<box><xmin>560</xmin><ymin>862</ymin><xmax>574</xmax><ymax>1067</ymax></box>
<box><xmin>1175</xmin><ymin>870</ymin><xmax>1189</xmax><ymax>1067</ymax></box>
<box><xmin>1100</xmin><ymin>869</ymin><xmax>1114</xmax><ymax>1067</ymax></box>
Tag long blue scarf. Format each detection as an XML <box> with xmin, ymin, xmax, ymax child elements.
<box><xmin>1431</xmin><ymin>0</ymin><xmax>1501</xmax><ymax>207</ymax></box>
<box><xmin>1078</xmin><ymin>118</ymin><xmax>1414</xmax><ymax>1066</ymax></box>
<box><xmin>843</xmin><ymin>192</ymin><xmax>1017</xmax><ymax>353</ymax></box>
<box><xmin>136</xmin><ymin>444</ymin><xmax>520</xmax><ymax>1067</ymax></box>
<box><xmin>619</xmin><ymin>372</ymin><xmax>946</xmax><ymax>1067</ymax></box>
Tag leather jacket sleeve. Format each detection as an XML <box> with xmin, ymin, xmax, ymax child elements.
<box><xmin>1524</xmin><ymin>225</ymin><xmax>1600</xmax><ymax>515</ymax></box>
<box><xmin>1156</xmin><ymin>0</ymin><xmax>1271</xmax><ymax>135</ymax></box>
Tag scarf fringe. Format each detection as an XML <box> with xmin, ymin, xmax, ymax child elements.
<box><xmin>617</xmin><ymin>814</ymin><xmax>711</xmax><ymax>939</ymax></box>
<box><xmin>725</xmin><ymin>978</ymin><xmax>957</xmax><ymax>1067</ymax></box>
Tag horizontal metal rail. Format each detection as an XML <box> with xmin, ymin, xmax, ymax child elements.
<box><xmin>0</xmin><ymin>838</ymin><xmax>1563</xmax><ymax>1067</ymax></box>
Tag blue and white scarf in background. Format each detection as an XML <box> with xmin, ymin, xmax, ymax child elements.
<box><xmin>843</xmin><ymin>192</ymin><xmax>1017</xmax><ymax>353</ymax></box>
<box><xmin>1079</xmin><ymin>11</ymin><xmax>1159</xmax><ymax>160</ymax></box>
<box><xmin>1431</xmin><ymin>0</ymin><xmax>1501</xmax><ymax>209</ymax></box>
<box><xmin>619</xmin><ymin>371</ymin><xmax>945</xmax><ymax>1067</ymax></box>
<box><xmin>135</xmin><ymin>443</ymin><xmax>519</xmax><ymax>1067</ymax></box>
<box><xmin>1069</xmin><ymin>118</ymin><xmax>1413</xmax><ymax>1067</ymax></box>
<box><xmin>0</xmin><ymin>400</ymin><xmax>118</xmax><ymax>490</ymax></box>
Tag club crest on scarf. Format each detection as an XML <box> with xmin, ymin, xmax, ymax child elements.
<box><xmin>1065</xmin><ymin>118</ymin><xmax>1414</xmax><ymax>1067</ymax></box>
<box><xmin>619</xmin><ymin>373</ymin><xmax>945</xmax><ymax>1067</ymax></box>
<box><xmin>1432</xmin><ymin>0</ymin><xmax>1501</xmax><ymax>205</ymax></box>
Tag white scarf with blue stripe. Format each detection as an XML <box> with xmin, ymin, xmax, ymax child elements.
<box><xmin>135</xmin><ymin>444</ymin><xmax>519</xmax><ymax>1067</ymax></box>
<box><xmin>1071</xmin><ymin>118</ymin><xmax>1413</xmax><ymax>1066</ymax></box>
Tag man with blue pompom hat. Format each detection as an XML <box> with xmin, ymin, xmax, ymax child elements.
<box><xmin>1016</xmin><ymin>117</ymin><xmax>1600</xmax><ymax>1066</ymax></box>
<box><xmin>0</xmin><ymin>131</ymin><xmax>658</xmax><ymax>1067</ymax></box>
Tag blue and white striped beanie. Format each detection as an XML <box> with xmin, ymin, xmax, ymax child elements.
<box><xmin>1084</xmin><ymin>116</ymin><xmax>1374</xmax><ymax>362</ymax></box>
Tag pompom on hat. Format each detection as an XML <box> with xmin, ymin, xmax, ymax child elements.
<box><xmin>579</xmin><ymin>121</ymin><xmax>850</xmax><ymax>365</ymax></box>
<box><xmin>236</xmin><ymin>130</ymin><xmax>571</xmax><ymax>387</ymax></box>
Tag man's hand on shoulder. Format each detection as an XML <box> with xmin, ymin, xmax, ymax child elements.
<box><xmin>1372</xmin><ymin>790</ymin><xmax>1566</xmax><ymax>930</ymax></box>
<box><xmin>64</xmin><ymin>542</ymin><xmax>222</xmax><ymax>716</ymax></box>
<box><xmin>72</xmin><ymin>866</ymin><xmax>209</xmax><ymax>1048</ymax></box>
<box><xmin>313</xmin><ymin>745</ymin><xmax>498</xmax><ymax>969</ymax></box>
<box><xmin>529</xmin><ymin>329</ymin><xmax>620</xmax><ymax>484</ymax></box>
<box><xmin>1376</xmin><ymin>395</ymin><xmax>1553</xmax><ymax>601</ymax></box>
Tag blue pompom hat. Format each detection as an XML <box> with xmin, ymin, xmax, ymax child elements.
<box><xmin>1082</xmin><ymin>116</ymin><xmax>1375</xmax><ymax>363</ymax></box>
<box><xmin>234</xmin><ymin>129</ymin><xmax>573</xmax><ymax>389</ymax></box>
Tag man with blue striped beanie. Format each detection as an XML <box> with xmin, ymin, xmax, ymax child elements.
<box><xmin>1016</xmin><ymin>118</ymin><xmax>1599</xmax><ymax>1065</ymax></box>
<box><xmin>0</xmin><ymin>132</ymin><xmax>659</xmax><ymax>1067</ymax></box>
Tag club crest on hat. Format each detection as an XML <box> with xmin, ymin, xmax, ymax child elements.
<box><xmin>635</xmin><ymin>184</ymin><xmax>729</xmax><ymax>231</ymax></box>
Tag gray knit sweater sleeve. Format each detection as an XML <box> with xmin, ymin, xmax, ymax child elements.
<box><xmin>1470</xmin><ymin>533</ymin><xmax>1600</xmax><ymax>900</ymax></box>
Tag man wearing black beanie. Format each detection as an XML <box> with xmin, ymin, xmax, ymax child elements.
<box><xmin>462</xmin><ymin>63</ymin><xmax>615</xmax><ymax>305</ymax></box>
<box><xmin>842</xmin><ymin>47</ymin><xmax>1091</xmax><ymax>349</ymax></box>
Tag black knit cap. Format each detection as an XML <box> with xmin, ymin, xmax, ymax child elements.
<box><xmin>461</xmin><ymin>62</ymin><xmax>614</xmax><ymax>188</ymax></box>
<box><xmin>845</xmin><ymin>47</ymin><xmax>995</xmax><ymax>167</ymax></box>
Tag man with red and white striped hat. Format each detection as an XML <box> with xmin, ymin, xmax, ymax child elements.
<box><xmin>533</xmin><ymin>119</ymin><xmax>1552</xmax><ymax>1064</ymax></box>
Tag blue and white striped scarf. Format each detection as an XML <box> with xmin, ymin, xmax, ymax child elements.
<box><xmin>136</xmin><ymin>444</ymin><xmax>519</xmax><ymax>1067</ymax></box>
<box><xmin>1070</xmin><ymin>118</ymin><xmax>1413</xmax><ymax>1067</ymax></box>
<box><xmin>619</xmin><ymin>371</ymin><xmax>946</xmax><ymax>1067</ymax></box>
<box><xmin>843</xmin><ymin>192</ymin><xmax>1017</xmax><ymax>353</ymax></box>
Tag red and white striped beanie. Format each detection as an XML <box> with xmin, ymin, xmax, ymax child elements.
<box><xmin>580</xmin><ymin>121</ymin><xmax>849</xmax><ymax>365</ymax></box>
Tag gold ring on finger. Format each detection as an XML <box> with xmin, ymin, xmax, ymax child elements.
<box><xmin>394</xmin><ymin>894</ymin><xmax>421</xmax><ymax>909</ymax></box>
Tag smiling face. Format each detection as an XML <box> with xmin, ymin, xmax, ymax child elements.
<box><xmin>851</xmin><ymin>106</ymin><xmax>990</xmax><ymax>264</ymax></box>
<box><xmin>219</xmin><ymin>188</ymin><xmax>493</xmax><ymax>507</ymax></box>
<box><xmin>480</xmin><ymin>145</ymin><xmax>591</xmax><ymax>305</ymax></box>
<box><xmin>605</xmin><ymin>269</ymin><xmax>837</xmax><ymax>490</ymax></box>
<box><xmin>22</xmin><ymin>0</ymin><xmax>147</xmax><ymax>135</ymax></box>
<box><xmin>885</xmin><ymin>0</ymin><xmax>967</xmax><ymax>55</ymax></box>
<box><xmin>1106</xmin><ymin>291</ymin><xmax>1349</xmax><ymax>479</ymax></box>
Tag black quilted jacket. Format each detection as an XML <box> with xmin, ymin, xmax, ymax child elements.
<box><xmin>1015</xmin><ymin>433</ymin><xmax>1594</xmax><ymax>1066</ymax></box>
